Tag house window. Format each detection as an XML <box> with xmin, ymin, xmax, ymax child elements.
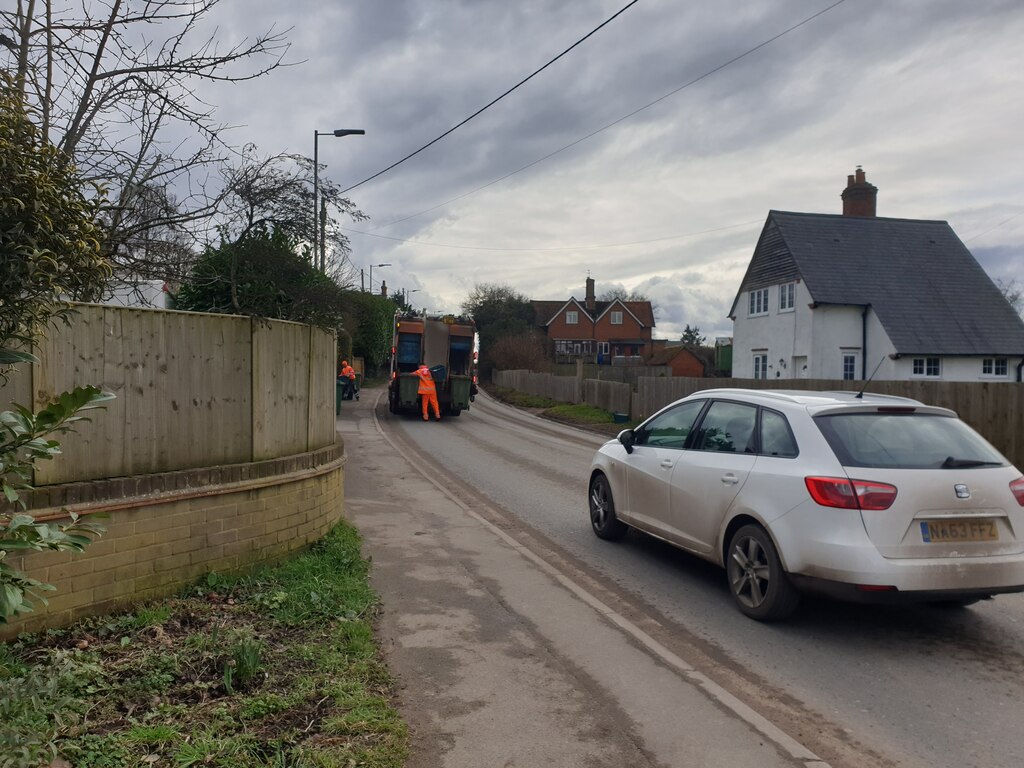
<box><xmin>912</xmin><ymin>357</ymin><xmax>940</xmax><ymax>377</ymax></box>
<box><xmin>842</xmin><ymin>354</ymin><xmax>857</xmax><ymax>381</ymax></box>
<box><xmin>566</xmin><ymin>310</ymin><xmax>578</xmax><ymax>325</ymax></box>
<box><xmin>611</xmin><ymin>310</ymin><xmax>623</xmax><ymax>325</ymax></box>
<box><xmin>748</xmin><ymin>288</ymin><xmax>768</xmax><ymax>316</ymax></box>
<box><xmin>598</xmin><ymin>342</ymin><xmax>609</xmax><ymax>356</ymax></box>
<box><xmin>779</xmin><ymin>282</ymin><xmax>795</xmax><ymax>311</ymax></box>
<box><xmin>982</xmin><ymin>358</ymin><xmax>1008</xmax><ymax>376</ymax></box>
<box><xmin>752</xmin><ymin>353</ymin><xmax>768</xmax><ymax>379</ymax></box>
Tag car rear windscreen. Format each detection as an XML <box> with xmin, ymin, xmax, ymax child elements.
<box><xmin>814</xmin><ymin>412</ymin><xmax>1006</xmax><ymax>469</ymax></box>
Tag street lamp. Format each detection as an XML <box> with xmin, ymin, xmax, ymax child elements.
<box><xmin>368</xmin><ymin>263</ymin><xmax>391</xmax><ymax>293</ymax></box>
<box><xmin>313</xmin><ymin>128</ymin><xmax>364</xmax><ymax>271</ymax></box>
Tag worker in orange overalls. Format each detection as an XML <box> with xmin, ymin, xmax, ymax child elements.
<box><xmin>416</xmin><ymin>363</ymin><xmax>441</xmax><ymax>421</ymax></box>
<box><xmin>339</xmin><ymin>360</ymin><xmax>357</xmax><ymax>400</ymax></box>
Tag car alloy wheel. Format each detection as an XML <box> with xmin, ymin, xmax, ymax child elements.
<box><xmin>726</xmin><ymin>524</ymin><xmax>799</xmax><ymax>621</ymax></box>
<box><xmin>589</xmin><ymin>474</ymin><xmax>627</xmax><ymax>541</ymax></box>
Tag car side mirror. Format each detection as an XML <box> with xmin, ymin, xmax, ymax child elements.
<box><xmin>618</xmin><ymin>429</ymin><xmax>635</xmax><ymax>454</ymax></box>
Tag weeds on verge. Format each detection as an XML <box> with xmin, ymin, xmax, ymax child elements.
<box><xmin>0</xmin><ymin>522</ymin><xmax>408</xmax><ymax>768</ymax></box>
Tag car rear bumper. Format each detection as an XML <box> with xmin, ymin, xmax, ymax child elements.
<box><xmin>769</xmin><ymin>505</ymin><xmax>1024</xmax><ymax>594</ymax></box>
<box><xmin>788</xmin><ymin>574</ymin><xmax>1024</xmax><ymax>603</ymax></box>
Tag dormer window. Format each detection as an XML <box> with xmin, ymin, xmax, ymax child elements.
<box><xmin>566</xmin><ymin>310</ymin><xmax>578</xmax><ymax>325</ymax></box>
<box><xmin>748</xmin><ymin>288</ymin><xmax>768</xmax><ymax>316</ymax></box>
<box><xmin>611</xmin><ymin>310</ymin><xmax>623</xmax><ymax>325</ymax></box>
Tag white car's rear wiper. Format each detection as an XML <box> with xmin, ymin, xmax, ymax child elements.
<box><xmin>941</xmin><ymin>456</ymin><xmax>1003</xmax><ymax>468</ymax></box>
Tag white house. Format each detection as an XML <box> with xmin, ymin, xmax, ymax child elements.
<box><xmin>729</xmin><ymin>169</ymin><xmax>1024</xmax><ymax>383</ymax></box>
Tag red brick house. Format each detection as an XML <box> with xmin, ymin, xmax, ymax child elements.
<box><xmin>531</xmin><ymin>277</ymin><xmax>655</xmax><ymax>364</ymax></box>
<box><xmin>646</xmin><ymin>345</ymin><xmax>707</xmax><ymax>377</ymax></box>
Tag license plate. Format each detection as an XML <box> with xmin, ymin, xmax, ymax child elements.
<box><xmin>919</xmin><ymin>519</ymin><xmax>998</xmax><ymax>543</ymax></box>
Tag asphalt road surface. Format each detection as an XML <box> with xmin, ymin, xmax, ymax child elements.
<box><xmin>353</xmin><ymin>387</ymin><xmax>1024</xmax><ymax>768</ymax></box>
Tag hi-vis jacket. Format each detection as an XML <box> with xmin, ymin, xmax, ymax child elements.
<box><xmin>415</xmin><ymin>366</ymin><xmax>436</xmax><ymax>395</ymax></box>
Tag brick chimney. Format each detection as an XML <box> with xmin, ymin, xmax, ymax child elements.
<box><xmin>380</xmin><ymin>280</ymin><xmax>387</xmax><ymax>297</ymax></box>
<box><xmin>841</xmin><ymin>166</ymin><xmax>878</xmax><ymax>217</ymax></box>
<box><xmin>585</xmin><ymin>276</ymin><xmax>596</xmax><ymax>312</ymax></box>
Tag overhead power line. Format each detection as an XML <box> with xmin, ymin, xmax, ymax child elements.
<box><xmin>964</xmin><ymin>210</ymin><xmax>1024</xmax><ymax>243</ymax></box>
<box><xmin>342</xmin><ymin>219</ymin><xmax>762</xmax><ymax>252</ymax></box>
<box><xmin>374</xmin><ymin>0</ymin><xmax>848</xmax><ymax>231</ymax></box>
<box><xmin>340</xmin><ymin>0</ymin><xmax>641</xmax><ymax>195</ymax></box>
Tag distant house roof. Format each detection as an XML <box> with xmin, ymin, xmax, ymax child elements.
<box><xmin>532</xmin><ymin>299</ymin><xmax>655</xmax><ymax>328</ymax></box>
<box><xmin>730</xmin><ymin>210</ymin><xmax>1024</xmax><ymax>356</ymax></box>
<box><xmin>647</xmin><ymin>344</ymin><xmax>716</xmax><ymax>374</ymax></box>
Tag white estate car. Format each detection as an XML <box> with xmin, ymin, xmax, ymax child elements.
<box><xmin>587</xmin><ymin>389</ymin><xmax>1024</xmax><ymax>621</ymax></box>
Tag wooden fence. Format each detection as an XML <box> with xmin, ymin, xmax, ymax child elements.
<box><xmin>1</xmin><ymin>304</ymin><xmax>337</xmax><ymax>485</ymax></box>
<box><xmin>550</xmin><ymin>363</ymin><xmax>671</xmax><ymax>384</ymax></box>
<box><xmin>495</xmin><ymin>369</ymin><xmax>1024</xmax><ymax>471</ymax></box>
<box><xmin>493</xmin><ymin>369</ymin><xmax>581</xmax><ymax>404</ymax></box>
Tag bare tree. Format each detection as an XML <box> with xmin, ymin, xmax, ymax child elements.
<box><xmin>221</xmin><ymin>145</ymin><xmax>367</xmax><ymax>285</ymax></box>
<box><xmin>995</xmin><ymin>277</ymin><xmax>1024</xmax><ymax>319</ymax></box>
<box><xmin>1</xmin><ymin>0</ymin><xmax>293</xmax><ymax>283</ymax></box>
<box><xmin>598</xmin><ymin>286</ymin><xmax>650</xmax><ymax>303</ymax></box>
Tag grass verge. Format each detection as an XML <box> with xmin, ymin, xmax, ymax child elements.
<box><xmin>0</xmin><ymin>522</ymin><xmax>407</xmax><ymax>768</ymax></box>
<box><xmin>484</xmin><ymin>385</ymin><xmax>560</xmax><ymax>409</ymax></box>
<box><xmin>484</xmin><ymin>384</ymin><xmax>638</xmax><ymax>434</ymax></box>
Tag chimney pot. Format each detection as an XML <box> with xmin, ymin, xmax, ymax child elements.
<box><xmin>841</xmin><ymin>168</ymin><xmax>878</xmax><ymax>217</ymax></box>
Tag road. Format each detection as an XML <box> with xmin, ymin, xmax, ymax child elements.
<box><xmin>350</xmin><ymin>387</ymin><xmax>1024</xmax><ymax>768</ymax></box>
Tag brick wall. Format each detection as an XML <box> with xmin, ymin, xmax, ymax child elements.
<box><xmin>0</xmin><ymin>442</ymin><xmax>345</xmax><ymax>639</ymax></box>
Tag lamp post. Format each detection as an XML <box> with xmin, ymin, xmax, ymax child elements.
<box><xmin>401</xmin><ymin>288</ymin><xmax>421</xmax><ymax>310</ymax></box>
<box><xmin>368</xmin><ymin>263</ymin><xmax>391</xmax><ymax>293</ymax></box>
<box><xmin>313</xmin><ymin>128</ymin><xmax>364</xmax><ymax>272</ymax></box>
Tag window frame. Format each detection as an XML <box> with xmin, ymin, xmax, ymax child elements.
<box><xmin>757</xmin><ymin>407</ymin><xmax>800</xmax><ymax>459</ymax></box>
<box><xmin>779</xmin><ymin>282</ymin><xmax>795</xmax><ymax>312</ymax></box>
<box><xmin>748</xmin><ymin>287</ymin><xmax>769</xmax><ymax>316</ymax></box>
<box><xmin>610</xmin><ymin>310</ymin><xmax>623</xmax><ymax>325</ymax></box>
<box><xmin>633</xmin><ymin>399</ymin><xmax>708</xmax><ymax>450</ymax></box>
<box><xmin>982</xmin><ymin>358</ymin><xmax>1008</xmax><ymax>377</ymax></box>
<box><xmin>691</xmin><ymin>400</ymin><xmax>759</xmax><ymax>454</ymax></box>
<box><xmin>565</xmin><ymin>310</ymin><xmax>578</xmax><ymax>325</ymax></box>
<box><xmin>911</xmin><ymin>357</ymin><xmax>941</xmax><ymax>378</ymax></box>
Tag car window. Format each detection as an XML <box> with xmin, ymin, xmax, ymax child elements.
<box><xmin>694</xmin><ymin>401</ymin><xmax>758</xmax><ymax>453</ymax></box>
<box><xmin>759</xmin><ymin>409</ymin><xmax>798</xmax><ymax>458</ymax></box>
<box><xmin>635</xmin><ymin>400</ymin><xmax>705</xmax><ymax>449</ymax></box>
<box><xmin>814</xmin><ymin>412</ymin><xmax>1006</xmax><ymax>469</ymax></box>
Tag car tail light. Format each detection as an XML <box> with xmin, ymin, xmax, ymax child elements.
<box><xmin>1011</xmin><ymin>477</ymin><xmax>1024</xmax><ymax>507</ymax></box>
<box><xmin>805</xmin><ymin>476</ymin><xmax>897</xmax><ymax>511</ymax></box>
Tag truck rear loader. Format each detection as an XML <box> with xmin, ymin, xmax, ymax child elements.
<box><xmin>388</xmin><ymin>313</ymin><xmax>478</xmax><ymax>417</ymax></box>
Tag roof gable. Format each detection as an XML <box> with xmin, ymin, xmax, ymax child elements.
<box><xmin>539</xmin><ymin>298</ymin><xmax>591</xmax><ymax>327</ymax></box>
<box><xmin>594</xmin><ymin>298</ymin><xmax>647</xmax><ymax>327</ymax></box>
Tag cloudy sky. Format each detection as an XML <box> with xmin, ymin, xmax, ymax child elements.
<box><xmin>204</xmin><ymin>0</ymin><xmax>1023</xmax><ymax>340</ymax></box>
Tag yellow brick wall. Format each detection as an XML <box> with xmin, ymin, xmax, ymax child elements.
<box><xmin>1</xmin><ymin>460</ymin><xmax>344</xmax><ymax>639</ymax></box>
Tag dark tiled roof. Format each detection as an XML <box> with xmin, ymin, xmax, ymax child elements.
<box><xmin>736</xmin><ymin>211</ymin><xmax>1024</xmax><ymax>356</ymax></box>
<box><xmin>531</xmin><ymin>299</ymin><xmax>655</xmax><ymax>327</ymax></box>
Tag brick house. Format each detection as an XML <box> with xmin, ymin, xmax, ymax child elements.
<box><xmin>532</xmin><ymin>277</ymin><xmax>655</xmax><ymax>364</ymax></box>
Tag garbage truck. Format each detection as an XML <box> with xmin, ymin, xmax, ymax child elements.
<box><xmin>388</xmin><ymin>313</ymin><xmax>478</xmax><ymax>417</ymax></box>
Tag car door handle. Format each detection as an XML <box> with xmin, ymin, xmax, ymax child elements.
<box><xmin>721</xmin><ymin>473</ymin><xmax>739</xmax><ymax>485</ymax></box>
<box><xmin>660</xmin><ymin>459</ymin><xmax>674</xmax><ymax>468</ymax></box>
